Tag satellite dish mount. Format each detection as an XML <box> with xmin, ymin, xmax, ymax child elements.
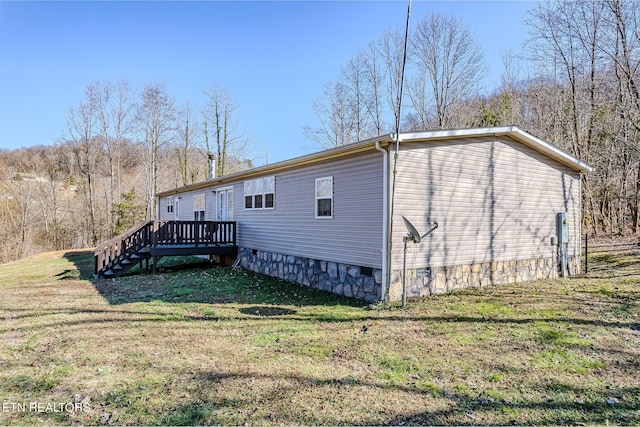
<box><xmin>401</xmin><ymin>215</ymin><xmax>438</xmax><ymax>308</ymax></box>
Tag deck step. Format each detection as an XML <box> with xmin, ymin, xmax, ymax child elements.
<box><xmin>94</xmin><ymin>221</ymin><xmax>237</xmax><ymax>277</ymax></box>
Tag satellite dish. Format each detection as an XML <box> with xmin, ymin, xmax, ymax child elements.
<box><xmin>400</xmin><ymin>215</ymin><xmax>439</xmax><ymax>309</ymax></box>
<box><xmin>402</xmin><ymin>215</ymin><xmax>438</xmax><ymax>244</ymax></box>
<box><xmin>402</xmin><ymin>215</ymin><xmax>422</xmax><ymax>243</ymax></box>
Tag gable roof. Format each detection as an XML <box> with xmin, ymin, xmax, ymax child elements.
<box><xmin>397</xmin><ymin>126</ymin><xmax>594</xmax><ymax>173</ymax></box>
<box><xmin>157</xmin><ymin>126</ymin><xmax>594</xmax><ymax>197</ymax></box>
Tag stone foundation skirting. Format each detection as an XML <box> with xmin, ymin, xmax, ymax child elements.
<box><xmin>238</xmin><ymin>248</ymin><xmax>382</xmax><ymax>302</ymax></box>
<box><xmin>388</xmin><ymin>256</ymin><xmax>578</xmax><ymax>300</ymax></box>
<box><xmin>239</xmin><ymin>248</ymin><xmax>578</xmax><ymax>303</ymax></box>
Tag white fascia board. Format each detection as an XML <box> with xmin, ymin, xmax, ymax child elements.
<box><xmin>507</xmin><ymin>128</ymin><xmax>595</xmax><ymax>173</ymax></box>
<box><xmin>396</xmin><ymin>126</ymin><xmax>517</xmax><ymax>142</ymax></box>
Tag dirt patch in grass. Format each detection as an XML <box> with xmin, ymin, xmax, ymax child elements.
<box><xmin>0</xmin><ymin>251</ymin><xmax>638</xmax><ymax>425</ymax></box>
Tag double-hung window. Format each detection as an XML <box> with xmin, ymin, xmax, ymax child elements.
<box><xmin>264</xmin><ymin>176</ymin><xmax>275</xmax><ymax>208</ymax></box>
<box><xmin>193</xmin><ymin>193</ymin><xmax>205</xmax><ymax>221</ymax></box>
<box><xmin>244</xmin><ymin>176</ymin><xmax>275</xmax><ymax>210</ymax></box>
<box><xmin>315</xmin><ymin>176</ymin><xmax>333</xmax><ymax>218</ymax></box>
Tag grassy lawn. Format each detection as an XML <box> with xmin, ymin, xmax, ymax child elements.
<box><xmin>0</xmin><ymin>250</ymin><xmax>638</xmax><ymax>425</ymax></box>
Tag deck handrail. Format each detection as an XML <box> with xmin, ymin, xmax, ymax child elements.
<box><xmin>94</xmin><ymin>220</ymin><xmax>237</xmax><ymax>276</ymax></box>
<box><xmin>94</xmin><ymin>220</ymin><xmax>154</xmax><ymax>277</ymax></box>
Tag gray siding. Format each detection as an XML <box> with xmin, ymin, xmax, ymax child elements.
<box><xmin>235</xmin><ymin>152</ymin><xmax>384</xmax><ymax>268</ymax></box>
<box><xmin>158</xmin><ymin>191</ymin><xmax>206</xmax><ymax>221</ymax></box>
<box><xmin>391</xmin><ymin>136</ymin><xmax>581</xmax><ymax>270</ymax></box>
<box><xmin>159</xmin><ymin>191</ymin><xmax>224</xmax><ymax>221</ymax></box>
<box><xmin>158</xmin><ymin>197</ymin><xmax>171</xmax><ymax>221</ymax></box>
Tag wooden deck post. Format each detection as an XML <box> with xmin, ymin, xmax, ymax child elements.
<box><xmin>152</xmin><ymin>220</ymin><xmax>159</xmax><ymax>247</ymax></box>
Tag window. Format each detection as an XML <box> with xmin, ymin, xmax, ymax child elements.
<box><xmin>254</xmin><ymin>178</ymin><xmax>263</xmax><ymax>208</ymax></box>
<box><xmin>193</xmin><ymin>193</ymin><xmax>205</xmax><ymax>221</ymax></box>
<box><xmin>265</xmin><ymin>193</ymin><xmax>274</xmax><ymax>208</ymax></box>
<box><xmin>167</xmin><ymin>197</ymin><xmax>174</xmax><ymax>214</ymax></box>
<box><xmin>244</xmin><ymin>176</ymin><xmax>275</xmax><ymax>210</ymax></box>
<box><xmin>244</xmin><ymin>179</ymin><xmax>254</xmax><ymax>209</ymax></box>
<box><xmin>316</xmin><ymin>176</ymin><xmax>333</xmax><ymax>218</ymax></box>
<box><xmin>264</xmin><ymin>176</ymin><xmax>275</xmax><ymax>208</ymax></box>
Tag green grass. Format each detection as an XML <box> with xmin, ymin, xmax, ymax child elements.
<box><xmin>0</xmin><ymin>250</ymin><xmax>638</xmax><ymax>425</ymax></box>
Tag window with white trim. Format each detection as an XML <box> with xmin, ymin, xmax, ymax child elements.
<box><xmin>264</xmin><ymin>176</ymin><xmax>275</xmax><ymax>208</ymax></box>
<box><xmin>244</xmin><ymin>176</ymin><xmax>275</xmax><ymax>210</ymax></box>
<box><xmin>315</xmin><ymin>176</ymin><xmax>333</xmax><ymax>218</ymax></box>
<box><xmin>167</xmin><ymin>197</ymin><xmax>174</xmax><ymax>214</ymax></box>
<box><xmin>193</xmin><ymin>193</ymin><xmax>205</xmax><ymax>221</ymax></box>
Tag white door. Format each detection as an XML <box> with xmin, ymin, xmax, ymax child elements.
<box><xmin>217</xmin><ymin>188</ymin><xmax>233</xmax><ymax>221</ymax></box>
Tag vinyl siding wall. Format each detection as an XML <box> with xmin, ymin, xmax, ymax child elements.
<box><xmin>158</xmin><ymin>197</ymin><xmax>172</xmax><ymax>220</ymax></box>
<box><xmin>158</xmin><ymin>152</ymin><xmax>385</xmax><ymax>268</ymax></box>
<box><xmin>391</xmin><ymin>136</ymin><xmax>581</xmax><ymax>271</ymax></box>
<box><xmin>158</xmin><ymin>190</ymin><xmax>216</xmax><ymax>221</ymax></box>
<box><xmin>235</xmin><ymin>152</ymin><xmax>384</xmax><ymax>268</ymax></box>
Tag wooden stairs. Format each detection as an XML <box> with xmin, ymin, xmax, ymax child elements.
<box><xmin>94</xmin><ymin>220</ymin><xmax>237</xmax><ymax>278</ymax></box>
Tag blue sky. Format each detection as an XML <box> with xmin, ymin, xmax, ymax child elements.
<box><xmin>0</xmin><ymin>1</ymin><xmax>534</xmax><ymax>164</ymax></box>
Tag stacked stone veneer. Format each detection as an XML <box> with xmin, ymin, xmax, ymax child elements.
<box><xmin>239</xmin><ymin>247</ymin><xmax>579</xmax><ymax>302</ymax></box>
<box><xmin>390</xmin><ymin>256</ymin><xmax>580</xmax><ymax>300</ymax></box>
<box><xmin>238</xmin><ymin>248</ymin><xmax>382</xmax><ymax>302</ymax></box>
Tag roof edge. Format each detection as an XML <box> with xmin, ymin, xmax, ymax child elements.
<box><xmin>397</xmin><ymin>126</ymin><xmax>595</xmax><ymax>173</ymax></box>
<box><xmin>157</xmin><ymin>126</ymin><xmax>594</xmax><ymax>198</ymax></box>
<box><xmin>156</xmin><ymin>133</ymin><xmax>394</xmax><ymax>197</ymax></box>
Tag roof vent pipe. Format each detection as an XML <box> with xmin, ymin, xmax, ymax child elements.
<box><xmin>208</xmin><ymin>153</ymin><xmax>216</xmax><ymax>180</ymax></box>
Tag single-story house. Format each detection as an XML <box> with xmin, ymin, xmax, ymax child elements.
<box><xmin>156</xmin><ymin>126</ymin><xmax>594</xmax><ymax>302</ymax></box>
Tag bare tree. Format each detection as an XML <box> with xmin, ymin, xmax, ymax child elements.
<box><xmin>67</xmin><ymin>83</ymin><xmax>101</xmax><ymax>245</ymax></box>
<box><xmin>340</xmin><ymin>50</ymin><xmax>372</xmax><ymax>141</ymax></box>
<box><xmin>202</xmin><ymin>84</ymin><xmax>248</xmax><ymax>176</ymax></box>
<box><xmin>0</xmin><ymin>179</ymin><xmax>40</xmax><ymax>259</ymax></box>
<box><xmin>304</xmin><ymin>81</ymin><xmax>355</xmax><ymax>148</ymax></box>
<box><xmin>380</xmin><ymin>25</ymin><xmax>406</xmax><ymax>132</ymax></box>
<box><xmin>138</xmin><ymin>82</ymin><xmax>176</xmax><ymax>219</ymax></box>
<box><xmin>363</xmin><ymin>40</ymin><xmax>387</xmax><ymax>136</ymax></box>
<box><xmin>305</xmin><ymin>32</ymin><xmax>405</xmax><ymax>149</ymax></box>
<box><xmin>176</xmin><ymin>101</ymin><xmax>194</xmax><ymax>185</ymax></box>
<box><xmin>95</xmin><ymin>79</ymin><xmax>135</xmax><ymax>236</ymax></box>
<box><xmin>605</xmin><ymin>0</ymin><xmax>640</xmax><ymax>133</ymax></box>
<box><xmin>603</xmin><ymin>0</ymin><xmax>640</xmax><ymax>231</ymax></box>
<box><xmin>411</xmin><ymin>12</ymin><xmax>487</xmax><ymax>129</ymax></box>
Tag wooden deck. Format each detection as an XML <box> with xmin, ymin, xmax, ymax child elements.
<box><xmin>145</xmin><ymin>244</ymin><xmax>237</xmax><ymax>257</ymax></box>
<box><xmin>94</xmin><ymin>220</ymin><xmax>237</xmax><ymax>278</ymax></box>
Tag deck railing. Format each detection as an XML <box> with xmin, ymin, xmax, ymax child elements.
<box><xmin>153</xmin><ymin>221</ymin><xmax>236</xmax><ymax>247</ymax></box>
<box><xmin>94</xmin><ymin>220</ymin><xmax>237</xmax><ymax>276</ymax></box>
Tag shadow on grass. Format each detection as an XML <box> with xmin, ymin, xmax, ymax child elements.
<box><xmin>582</xmin><ymin>250</ymin><xmax>640</xmax><ymax>279</ymax></box>
<box><xmin>238</xmin><ymin>306</ymin><xmax>297</xmax><ymax>316</ymax></box>
<box><xmin>62</xmin><ymin>251</ymin><xmax>365</xmax><ymax>310</ymax></box>
<box><xmin>145</xmin><ymin>370</ymin><xmax>639</xmax><ymax>425</ymax></box>
<box><xmin>58</xmin><ymin>251</ymin><xmax>639</xmax><ymax>330</ymax></box>
<box><xmin>61</xmin><ymin>250</ymin><xmax>95</xmax><ymax>280</ymax></box>
<box><xmin>4</xmin><ymin>304</ymin><xmax>638</xmax><ymax>338</ymax></box>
